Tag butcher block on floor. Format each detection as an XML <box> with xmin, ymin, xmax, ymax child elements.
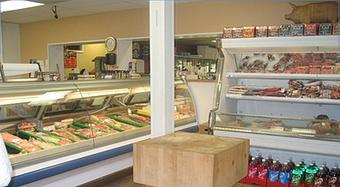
<box><xmin>133</xmin><ymin>132</ymin><xmax>249</xmax><ymax>187</ymax></box>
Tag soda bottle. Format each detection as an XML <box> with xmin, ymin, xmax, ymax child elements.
<box><xmin>280</xmin><ymin>162</ymin><xmax>292</xmax><ymax>184</ymax></box>
<box><xmin>328</xmin><ymin>164</ymin><xmax>340</xmax><ymax>187</ymax></box>
<box><xmin>292</xmin><ymin>164</ymin><xmax>304</xmax><ymax>186</ymax></box>
<box><xmin>248</xmin><ymin>157</ymin><xmax>259</xmax><ymax>182</ymax></box>
<box><xmin>305</xmin><ymin>163</ymin><xmax>318</xmax><ymax>185</ymax></box>
<box><xmin>268</xmin><ymin>160</ymin><xmax>281</xmax><ymax>183</ymax></box>
<box><xmin>258</xmin><ymin>159</ymin><xmax>270</xmax><ymax>184</ymax></box>
<box><xmin>287</xmin><ymin>158</ymin><xmax>296</xmax><ymax>170</ymax></box>
<box><xmin>314</xmin><ymin>167</ymin><xmax>328</xmax><ymax>187</ymax></box>
<box><xmin>299</xmin><ymin>159</ymin><xmax>307</xmax><ymax>171</ymax></box>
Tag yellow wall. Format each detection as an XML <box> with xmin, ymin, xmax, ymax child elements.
<box><xmin>20</xmin><ymin>2</ymin><xmax>292</xmax><ymax>62</ymax></box>
<box><xmin>64</xmin><ymin>43</ymin><xmax>106</xmax><ymax>77</ymax></box>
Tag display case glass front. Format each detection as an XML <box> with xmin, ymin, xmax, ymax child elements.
<box><xmin>0</xmin><ymin>79</ymin><xmax>197</xmax><ymax>170</ymax></box>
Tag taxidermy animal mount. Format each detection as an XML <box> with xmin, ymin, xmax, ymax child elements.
<box><xmin>285</xmin><ymin>1</ymin><xmax>338</xmax><ymax>24</ymax></box>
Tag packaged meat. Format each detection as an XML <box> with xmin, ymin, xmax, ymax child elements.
<box><xmin>333</xmin><ymin>23</ymin><xmax>340</xmax><ymax>35</ymax></box>
<box><xmin>268</xmin><ymin>26</ymin><xmax>279</xmax><ymax>37</ymax></box>
<box><xmin>88</xmin><ymin>122</ymin><xmax>118</xmax><ymax>134</ymax></box>
<box><xmin>290</xmin><ymin>24</ymin><xmax>304</xmax><ymax>36</ymax></box>
<box><xmin>107</xmin><ymin>122</ymin><xmax>136</xmax><ymax>131</ymax></box>
<box><xmin>17</xmin><ymin>121</ymin><xmax>36</xmax><ymax>131</ymax></box>
<box><xmin>29</xmin><ymin>138</ymin><xmax>56</xmax><ymax>150</ymax></box>
<box><xmin>321</xmin><ymin>62</ymin><xmax>336</xmax><ymax>74</ymax></box>
<box><xmin>243</xmin><ymin>26</ymin><xmax>255</xmax><ymax>38</ymax></box>
<box><xmin>319</xmin><ymin>23</ymin><xmax>333</xmax><ymax>35</ymax></box>
<box><xmin>223</xmin><ymin>27</ymin><xmax>233</xmax><ymax>38</ymax></box>
<box><xmin>128</xmin><ymin>114</ymin><xmax>151</xmax><ymax>123</ymax></box>
<box><xmin>304</xmin><ymin>23</ymin><xmax>318</xmax><ymax>36</ymax></box>
<box><xmin>1</xmin><ymin>132</ymin><xmax>41</xmax><ymax>153</ymax></box>
<box><xmin>279</xmin><ymin>24</ymin><xmax>291</xmax><ymax>37</ymax></box>
<box><xmin>70</xmin><ymin>128</ymin><xmax>97</xmax><ymax>138</ymax></box>
<box><xmin>309</xmin><ymin>63</ymin><xmax>321</xmax><ymax>74</ymax></box>
<box><xmin>110</xmin><ymin>116</ymin><xmax>144</xmax><ymax>127</ymax></box>
<box><xmin>90</xmin><ymin>115</ymin><xmax>113</xmax><ymax>124</ymax></box>
<box><xmin>295</xmin><ymin>66</ymin><xmax>309</xmax><ymax>74</ymax></box>
<box><xmin>52</xmin><ymin>129</ymin><xmax>83</xmax><ymax>142</ymax></box>
<box><xmin>256</xmin><ymin>26</ymin><xmax>268</xmax><ymax>37</ymax></box>
<box><xmin>232</xmin><ymin>27</ymin><xmax>243</xmax><ymax>38</ymax></box>
<box><xmin>19</xmin><ymin>131</ymin><xmax>72</xmax><ymax>146</ymax></box>
<box><xmin>312</xmin><ymin>53</ymin><xmax>324</xmax><ymax>64</ymax></box>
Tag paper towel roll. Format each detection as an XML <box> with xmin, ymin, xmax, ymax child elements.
<box><xmin>2</xmin><ymin>63</ymin><xmax>39</xmax><ymax>76</ymax></box>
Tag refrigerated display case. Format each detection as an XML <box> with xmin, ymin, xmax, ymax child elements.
<box><xmin>209</xmin><ymin>35</ymin><xmax>340</xmax><ymax>164</ymax></box>
<box><xmin>0</xmin><ymin>78</ymin><xmax>197</xmax><ymax>185</ymax></box>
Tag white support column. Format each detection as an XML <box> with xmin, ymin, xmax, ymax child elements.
<box><xmin>149</xmin><ymin>0</ymin><xmax>175</xmax><ymax>137</ymax></box>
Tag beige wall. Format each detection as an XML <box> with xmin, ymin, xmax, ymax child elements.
<box><xmin>20</xmin><ymin>2</ymin><xmax>292</xmax><ymax>62</ymax></box>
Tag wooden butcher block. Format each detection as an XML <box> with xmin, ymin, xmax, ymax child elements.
<box><xmin>133</xmin><ymin>132</ymin><xmax>249</xmax><ymax>187</ymax></box>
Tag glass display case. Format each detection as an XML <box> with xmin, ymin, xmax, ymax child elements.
<box><xmin>0</xmin><ymin>78</ymin><xmax>197</xmax><ymax>173</ymax></box>
<box><xmin>209</xmin><ymin>36</ymin><xmax>340</xmax><ymax>161</ymax></box>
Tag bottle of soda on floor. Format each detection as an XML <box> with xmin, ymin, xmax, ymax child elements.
<box><xmin>280</xmin><ymin>162</ymin><xmax>292</xmax><ymax>184</ymax></box>
<box><xmin>248</xmin><ymin>157</ymin><xmax>259</xmax><ymax>183</ymax></box>
<box><xmin>258</xmin><ymin>158</ymin><xmax>270</xmax><ymax>186</ymax></box>
<box><xmin>268</xmin><ymin>159</ymin><xmax>281</xmax><ymax>183</ymax></box>
<box><xmin>287</xmin><ymin>158</ymin><xmax>296</xmax><ymax>170</ymax></box>
<box><xmin>328</xmin><ymin>164</ymin><xmax>340</xmax><ymax>187</ymax></box>
<box><xmin>314</xmin><ymin>166</ymin><xmax>328</xmax><ymax>187</ymax></box>
<box><xmin>292</xmin><ymin>164</ymin><xmax>304</xmax><ymax>186</ymax></box>
<box><xmin>305</xmin><ymin>163</ymin><xmax>318</xmax><ymax>185</ymax></box>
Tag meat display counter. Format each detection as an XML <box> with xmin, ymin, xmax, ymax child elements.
<box><xmin>0</xmin><ymin>78</ymin><xmax>197</xmax><ymax>185</ymax></box>
<box><xmin>209</xmin><ymin>36</ymin><xmax>340</xmax><ymax>165</ymax></box>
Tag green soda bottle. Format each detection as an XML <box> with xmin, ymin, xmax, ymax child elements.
<box><xmin>292</xmin><ymin>164</ymin><xmax>304</xmax><ymax>186</ymax></box>
<box><xmin>305</xmin><ymin>162</ymin><xmax>319</xmax><ymax>185</ymax></box>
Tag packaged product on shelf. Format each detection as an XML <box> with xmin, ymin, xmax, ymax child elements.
<box><xmin>243</xmin><ymin>26</ymin><xmax>255</xmax><ymax>38</ymax></box>
<box><xmin>333</xmin><ymin>23</ymin><xmax>340</xmax><ymax>35</ymax></box>
<box><xmin>268</xmin><ymin>26</ymin><xmax>279</xmax><ymax>37</ymax></box>
<box><xmin>295</xmin><ymin>65</ymin><xmax>309</xmax><ymax>74</ymax></box>
<box><xmin>313</xmin><ymin>53</ymin><xmax>324</xmax><ymax>64</ymax></box>
<box><xmin>321</xmin><ymin>62</ymin><xmax>336</xmax><ymax>74</ymax></box>
<box><xmin>304</xmin><ymin>23</ymin><xmax>318</xmax><ymax>36</ymax></box>
<box><xmin>319</xmin><ymin>23</ymin><xmax>333</xmax><ymax>35</ymax></box>
<box><xmin>290</xmin><ymin>24</ymin><xmax>304</xmax><ymax>36</ymax></box>
<box><xmin>1</xmin><ymin>132</ymin><xmax>41</xmax><ymax>153</ymax></box>
<box><xmin>223</xmin><ymin>27</ymin><xmax>233</xmax><ymax>38</ymax></box>
<box><xmin>232</xmin><ymin>27</ymin><xmax>244</xmax><ymax>38</ymax></box>
<box><xmin>309</xmin><ymin>63</ymin><xmax>321</xmax><ymax>74</ymax></box>
<box><xmin>256</xmin><ymin>26</ymin><xmax>268</xmax><ymax>37</ymax></box>
<box><xmin>17</xmin><ymin>121</ymin><xmax>36</xmax><ymax>131</ymax></box>
<box><xmin>279</xmin><ymin>24</ymin><xmax>291</xmax><ymax>37</ymax></box>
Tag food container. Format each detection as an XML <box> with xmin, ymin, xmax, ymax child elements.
<box><xmin>243</xmin><ymin>26</ymin><xmax>255</xmax><ymax>38</ymax></box>
<box><xmin>223</xmin><ymin>27</ymin><xmax>233</xmax><ymax>38</ymax></box>
<box><xmin>255</xmin><ymin>26</ymin><xmax>268</xmax><ymax>37</ymax></box>
<box><xmin>290</xmin><ymin>24</ymin><xmax>304</xmax><ymax>36</ymax></box>
<box><xmin>321</xmin><ymin>63</ymin><xmax>336</xmax><ymax>74</ymax></box>
<box><xmin>268</xmin><ymin>26</ymin><xmax>279</xmax><ymax>37</ymax></box>
<box><xmin>333</xmin><ymin>23</ymin><xmax>340</xmax><ymax>35</ymax></box>
<box><xmin>309</xmin><ymin>63</ymin><xmax>321</xmax><ymax>74</ymax></box>
<box><xmin>232</xmin><ymin>27</ymin><xmax>244</xmax><ymax>38</ymax></box>
<box><xmin>279</xmin><ymin>24</ymin><xmax>291</xmax><ymax>37</ymax></box>
<box><xmin>304</xmin><ymin>23</ymin><xmax>318</xmax><ymax>36</ymax></box>
<box><xmin>312</xmin><ymin>53</ymin><xmax>324</xmax><ymax>64</ymax></box>
<box><xmin>295</xmin><ymin>66</ymin><xmax>309</xmax><ymax>74</ymax></box>
<box><xmin>319</xmin><ymin>23</ymin><xmax>333</xmax><ymax>35</ymax></box>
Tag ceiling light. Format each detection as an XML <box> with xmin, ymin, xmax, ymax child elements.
<box><xmin>211</xmin><ymin>40</ymin><xmax>217</xmax><ymax>43</ymax></box>
<box><xmin>0</xmin><ymin>0</ymin><xmax>44</xmax><ymax>13</ymax></box>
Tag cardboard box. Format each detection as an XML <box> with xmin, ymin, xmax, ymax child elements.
<box><xmin>134</xmin><ymin>132</ymin><xmax>249</xmax><ymax>187</ymax></box>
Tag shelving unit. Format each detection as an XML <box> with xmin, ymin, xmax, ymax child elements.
<box><xmin>226</xmin><ymin>72</ymin><xmax>340</xmax><ymax>81</ymax></box>
<box><xmin>225</xmin><ymin>94</ymin><xmax>340</xmax><ymax>105</ymax></box>
<box><xmin>210</xmin><ymin>35</ymin><xmax>340</xmax><ymax>163</ymax></box>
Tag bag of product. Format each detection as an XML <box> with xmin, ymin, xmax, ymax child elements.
<box><xmin>0</xmin><ymin>134</ymin><xmax>12</xmax><ymax>187</ymax></box>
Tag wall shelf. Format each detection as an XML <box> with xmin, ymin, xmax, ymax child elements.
<box><xmin>226</xmin><ymin>72</ymin><xmax>340</xmax><ymax>81</ymax></box>
<box><xmin>225</xmin><ymin>94</ymin><xmax>340</xmax><ymax>105</ymax></box>
<box><xmin>221</xmin><ymin>35</ymin><xmax>340</xmax><ymax>53</ymax></box>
